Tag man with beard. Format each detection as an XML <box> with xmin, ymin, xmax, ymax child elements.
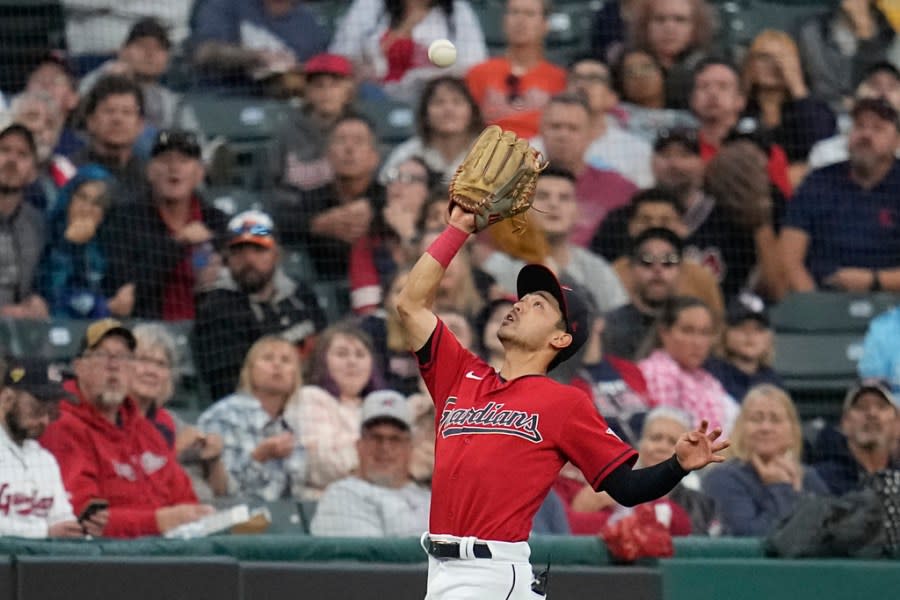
<box><xmin>602</xmin><ymin>228</ymin><xmax>684</xmax><ymax>361</ymax></box>
<box><xmin>311</xmin><ymin>390</ymin><xmax>430</xmax><ymax>536</ymax></box>
<box><xmin>39</xmin><ymin>319</ymin><xmax>214</xmax><ymax>538</ymax></box>
<box><xmin>102</xmin><ymin>129</ymin><xmax>228</xmax><ymax>320</ymax></box>
<box><xmin>0</xmin><ymin>125</ymin><xmax>48</xmax><ymax>319</ymax></box>
<box><xmin>193</xmin><ymin>210</ymin><xmax>327</xmax><ymax>400</ymax></box>
<box><xmin>814</xmin><ymin>380</ymin><xmax>900</xmax><ymax>496</ymax></box>
<box><xmin>782</xmin><ymin>97</ymin><xmax>900</xmax><ymax>293</ymax></box>
<box><xmin>0</xmin><ymin>356</ymin><xmax>108</xmax><ymax>538</ymax></box>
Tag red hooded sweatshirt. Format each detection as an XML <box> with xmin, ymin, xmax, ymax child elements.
<box><xmin>39</xmin><ymin>380</ymin><xmax>197</xmax><ymax>538</ymax></box>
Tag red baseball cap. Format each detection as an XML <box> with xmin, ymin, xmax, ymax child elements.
<box><xmin>304</xmin><ymin>53</ymin><xmax>353</xmax><ymax>77</ymax></box>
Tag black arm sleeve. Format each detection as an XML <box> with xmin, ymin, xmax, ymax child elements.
<box><xmin>599</xmin><ymin>455</ymin><xmax>689</xmax><ymax>507</ymax></box>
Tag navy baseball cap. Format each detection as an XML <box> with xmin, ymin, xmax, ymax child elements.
<box><xmin>2</xmin><ymin>357</ymin><xmax>69</xmax><ymax>402</ymax></box>
<box><xmin>725</xmin><ymin>292</ymin><xmax>770</xmax><ymax>328</ymax></box>
<box><xmin>517</xmin><ymin>264</ymin><xmax>590</xmax><ymax>372</ymax></box>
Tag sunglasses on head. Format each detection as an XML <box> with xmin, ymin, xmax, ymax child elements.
<box><xmin>230</xmin><ymin>222</ymin><xmax>272</xmax><ymax>237</ymax></box>
<box><xmin>383</xmin><ymin>167</ymin><xmax>428</xmax><ymax>186</ymax></box>
<box><xmin>635</xmin><ymin>252</ymin><xmax>681</xmax><ymax>268</ymax></box>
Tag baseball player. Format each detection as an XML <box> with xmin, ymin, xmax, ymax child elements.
<box><xmin>395</xmin><ymin>127</ymin><xmax>729</xmax><ymax>599</ymax></box>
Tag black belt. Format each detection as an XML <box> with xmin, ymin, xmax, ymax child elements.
<box><xmin>426</xmin><ymin>538</ymin><xmax>493</xmax><ymax>559</ymax></box>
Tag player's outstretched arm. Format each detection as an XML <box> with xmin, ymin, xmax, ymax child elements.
<box><xmin>395</xmin><ymin>206</ymin><xmax>476</xmax><ymax>351</ymax></box>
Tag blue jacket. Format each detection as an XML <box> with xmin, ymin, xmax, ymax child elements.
<box><xmin>38</xmin><ymin>165</ymin><xmax>113</xmax><ymax>319</ymax></box>
<box><xmin>858</xmin><ymin>306</ymin><xmax>900</xmax><ymax>394</ymax></box>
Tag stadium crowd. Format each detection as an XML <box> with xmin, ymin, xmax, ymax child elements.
<box><xmin>0</xmin><ymin>0</ymin><xmax>899</xmax><ymax>548</ymax></box>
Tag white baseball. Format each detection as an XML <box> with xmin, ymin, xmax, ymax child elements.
<box><xmin>428</xmin><ymin>39</ymin><xmax>457</xmax><ymax>68</ymax></box>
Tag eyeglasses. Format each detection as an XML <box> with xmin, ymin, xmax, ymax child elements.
<box><xmin>506</xmin><ymin>73</ymin><xmax>522</xmax><ymax>103</ymax></box>
<box><xmin>635</xmin><ymin>253</ymin><xmax>681</xmax><ymax>268</ymax></box>
<box><xmin>623</xmin><ymin>63</ymin><xmax>659</xmax><ymax>78</ymax></box>
<box><xmin>361</xmin><ymin>431</ymin><xmax>411</xmax><ymax>446</ymax></box>
<box><xmin>86</xmin><ymin>350</ymin><xmax>134</xmax><ymax>363</ymax></box>
<box><xmin>383</xmin><ymin>168</ymin><xmax>428</xmax><ymax>186</ymax></box>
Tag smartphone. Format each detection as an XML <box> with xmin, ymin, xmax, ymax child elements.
<box><xmin>78</xmin><ymin>499</ymin><xmax>109</xmax><ymax>523</ymax></box>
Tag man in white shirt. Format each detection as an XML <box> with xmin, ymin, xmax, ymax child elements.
<box><xmin>0</xmin><ymin>357</ymin><xmax>107</xmax><ymax>538</ymax></box>
<box><xmin>311</xmin><ymin>390</ymin><xmax>430</xmax><ymax>537</ymax></box>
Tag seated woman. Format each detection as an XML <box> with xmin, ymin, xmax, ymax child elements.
<box><xmin>380</xmin><ymin>76</ymin><xmax>484</xmax><ymax>182</ymax></box>
<box><xmin>330</xmin><ymin>0</ymin><xmax>487</xmax><ymax>102</ymax></box>
<box><xmin>198</xmin><ymin>336</ymin><xmax>306</xmax><ymax>501</ymax></box>
<box><xmin>285</xmin><ymin>323</ymin><xmax>383</xmax><ymax>499</ymax></box>
<box><xmin>131</xmin><ymin>324</ymin><xmax>229</xmax><ymax>502</ymax></box>
<box><xmin>555</xmin><ymin>407</ymin><xmax>718</xmax><ymax>535</ymax></box>
<box><xmin>638</xmin><ymin>296</ymin><xmax>739</xmax><ymax>434</ymax></box>
<box><xmin>702</xmin><ymin>384</ymin><xmax>830</xmax><ymax>536</ymax></box>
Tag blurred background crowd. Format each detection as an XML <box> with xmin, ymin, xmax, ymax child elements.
<box><xmin>0</xmin><ymin>0</ymin><xmax>899</xmax><ymax>546</ymax></box>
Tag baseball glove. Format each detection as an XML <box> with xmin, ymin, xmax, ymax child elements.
<box><xmin>449</xmin><ymin>125</ymin><xmax>547</xmax><ymax>233</ymax></box>
<box><xmin>704</xmin><ymin>139</ymin><xmax>773</xmax><ymax>231</ymax></box>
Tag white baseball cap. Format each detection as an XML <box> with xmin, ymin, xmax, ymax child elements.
<box><xmin>361</xmin><ymin>390</ymin><xmax>412</xmax><ymax>430</ymax></box>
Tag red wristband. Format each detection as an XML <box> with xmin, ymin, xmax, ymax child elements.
<box><xmin>427</xmin><ymin>225</ymin><xmax>469</xmax><ymax>269</ymax></box>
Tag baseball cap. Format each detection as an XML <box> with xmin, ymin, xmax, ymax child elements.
<box><xmin>843</xmin><ymin>378</ymin><xmax>898</xmax><ymax>412</ymax></box>
<box><xmin>361</xmin><ymin>390</ymin><xmax>412</xmax><ymax>430</ymax></box>
<box><xmin>0</xmin><ymin>124</ymin><xmax>38</xmax><ymax>159</ymax></box>
<box><xmin>654</xmin><ymin>128</ymin><xmax>700</xmax><ymax>155</ymax></box>
<box><xmin>305</xmin><ymin>53</ymin><xmax>353</xmax><ymax>78</ymax></box>
<box><xmin>2</xmin><ymin>357</ymin><xmax>70</xmax><ymax>402</ymax></box>
<box><xmin>725</xmin><ymin>292</ymin><xmax>770</xmax><ymax>328</ymax></box>
<box><xmin>852</xmin><ymin>96</ymin><xmax>900</xmax><ymax>128</ymax></box>
<box><xmin>80</xmin><ymin>319</ymin><xmax>137</xmax><ymax>354</ymax></box>
<box><xmin>226</xmin><ymin>210</ymin><xmax>277</xmax><ymax>249</ymax></box>
<box><xmin>516</xmin><ymin>264</ymin><xmax>590</xmax><ymax>372</ymax></box>
<box><xmin>125</xmin><ymin>17</ymin><xmax>171</xmax><ymax>50</ymax></box>
<box><xmin>151</xmin><ymin>129</ymin><xmax>201</xmax><ymax>159</ymax></box>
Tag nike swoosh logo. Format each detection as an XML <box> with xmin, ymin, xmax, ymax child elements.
<box><xmin>465</xmin><ymin>371</ymin><xmax>484</xmax><ymax>380</ymax></box>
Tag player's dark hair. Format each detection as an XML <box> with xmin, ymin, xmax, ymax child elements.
<box><xmin>308</xmin><ymin>321</ymin><xmax>385</xmax><ymax>397</ymax></box>
<box><xmin>83</xmin><ymin>74</ymin><xmax>145</xmax><ymax>117</ymax></box>
<box><xmin>538</xmin><ymin>165</ymin><xmax>577</xmax><ymax>184</ymax></box>
<box><xmin>627</xmin><ymin>188</ymin><xmax>684</xmax><ymax>219</ymax></box>
<box><xmin>417</xmin><ymin>76</ymin><xmax>484</xmax><ymax>143</ymax></box>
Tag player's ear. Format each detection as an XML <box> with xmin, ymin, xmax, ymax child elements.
<box><xmin>549</xmin><ymin>331</ymin><xmax>572</xmax><ymax>352</ymax></box>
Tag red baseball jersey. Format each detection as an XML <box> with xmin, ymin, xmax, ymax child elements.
<box><xmin>420</xmin><ymin>320</ymin><xmax>638</xmax><ymax>542</ymax></box>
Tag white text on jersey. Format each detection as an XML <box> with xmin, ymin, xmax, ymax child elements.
<box><xmin>439</xmin><ymin>400</ymin><xmax>543</xmax><ymax>443</ymax></box>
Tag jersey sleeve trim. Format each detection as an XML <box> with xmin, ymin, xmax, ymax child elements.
<box><xmin>589</xmin><ymin>448</ymin><xmax>639</xmax><ymax>490</ymax></box>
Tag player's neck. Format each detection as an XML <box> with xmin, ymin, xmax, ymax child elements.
<box><xmin>498</xmin><ymin>350</ymin><xmax>550</xmax><ymax>380</ymax></box>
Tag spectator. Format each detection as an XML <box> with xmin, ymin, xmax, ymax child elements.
<box><xmin>809</xmin><ymin>61</ymin><xmax>900</xmax><ymax>169</ymax></box>
<box><xmin>628</xmin><ymin>0</ymin><xmax>717</xmax><ymax>108</ymax></box>
<box><xmin>62</xmin><ymin>0</ymin><xmax>190</xmax><ymax>57</ymax></box>
<box><xmin>590</xmin><ymin>0</ymin><xmax>633</xmax><ymax>63</ymax></box>
<box><xmin>192</xmin><ymin>0</ymin><xmax>329</xmax><ymax>86</ymax></box>
<box><xmin>333</xmin><ymin>0</ymin><xmax>487</xmax><ymax>102</ymax></box>
<box><xmin>797</xmin><ymin>0</ymin><xmax>899</xmax><ymax>111</ymax></box>
<box><xmin>480</xmin><ymin>167</ymin><xmax>629</xmax><ymax>315</ymax></box>
<box><xmin>705</xmin><ymin>293</ymin><xmax>784</xmax><ymax>402</ymax></box>
<box><xmin>38</xmin><ymin>165</ymin><xmax>115</xmax><ymax>319</ymax></box>
<box><xmin>351</xmin><ymin>157</ymin><xmax>432</xmax><ymax>315</ymax></box>
<box><xmin>311</xmin><ymin>390</ymin><xmax>430</xmax><ymax>536</ymax></box>
<box><xmin>740</xmin><ymin>30</ymin><xmax>836</xmax><ymax>186</ymax></box>
<box><xmin>131</xmin><ymin>324</ymin><xmax>229</xmax><ymax>502</ymax></box>
<box><xmin>381</xmin><ymin>76</ymin><xmax>484</xmax><ymax>183</ymax></box>
<box><xmin>40</xmin><ymin>319</ymin><xmax>214</xmax><ymax>538</ymax></box>
<box><xmin>781</xmin><ymin>97</ymin><xmax>900</xmax><ymax>293</ymax></box>
<box><xmin>475</xmin><ymin>297</ymin><xmax>515</xmax><ymax>372</ymax></box>
<box><xmin>556</xmin><ymin>406</ymin><xmax>716</xmax><ymax>535</ymax></box>
<box><xmin>418</xmin><ymin>230</ymin><xmax>486</xmax><ymax>321</ymax></box>
<box><xmin>859</xmin><ymin>303</ymin><xmax>900</xmax><ymax>393</ymax></box>
<box><xmin>102</xmin><ymin>129</ymin><xmax>228</xmax><ymax>320</ymax></box>
<box><xmin>638</xmin><ymin>296</ymin><xmax>738</xmax><ymax>433</ymax></box>
<box><xmin>0</xmin><ymin>124</ymin><xmax>48</xmax><ymax>320</ymax></box>
<box><xmin>690</xmin><ymin>58</ymin><xmax>792</xmax><ymax>199</ymax></box>
<box><xmin>278</xmin><ymin>54</ymin><xmax>357</xmax><ymax>191</ymax></box>
<box><xmin>437</xmin><ymin>309</ymin><xmax>476</xmax><ymax>351</ymax></box>
<box><xmin>703</xmin><ymin>385</ymin><xmax>830</xmax><ymax>536</ymax></box>
<box><xmin>0</xmin><ymin>357</ymin><xmax>107</xmax><ymax>538</ymax></box>
<box><xmin>814</xmin><ymin>379</ymin><xmax>900</xmax><ymax>496</ymax></box>
<box><xmin>285</xmin><ymin>323</ymin><xmax>383</xmax><ymax>499</ymax></box>
<box><xmin>198</xmin><ymin>335</ymin><xmax>306</xmax><ymax>501</ymax></box>
<box><xmin>572</xmin><ymin>315</ymin><xmax>652</xmax><ymax>445</ymax></box>
<box><xmin>465</xmin><ymin>0</ymin><xmax>566</xmax><ymax>138</ymax></box>
<box><xmin>605</xmin><ymin>189</ymin><xmax>724</xmax><ymax>318</ymax></box>
<box><xmin>602</xmin><ymin>228</ymin><xmax>684</xmax><ymax>361</ymax></box>
<box><xmin>567</xmin><ymin>56</ymin><xmax>654</xmax><ymax>187</ymax></box>
<box><xmin>612</xmin><ymin>48</ymin><xmax>699</xmax><ymax>143</ymax></box>
<box><xmin>24</xmin><ymin>53</ymin><xmax>83</xmax><ymax>159</ymax></box>
<box><xmin>538</xmin><ymin>93</ymin><xmax>638</xmax><ymax>247</ymax></box>
<box><xmin>74</xmin><ymin>75</ymin><xmax>148</xmax><ymax>203</ymax></box>
<box><xmin>194</xmin><ymin>209</ymin><xmax>326</xmax><ymax>401</ymax></box>
<box><xmin>276</xmin><ymin>114</ymin><xmax>384</xmax><ymax>281</ymax></box>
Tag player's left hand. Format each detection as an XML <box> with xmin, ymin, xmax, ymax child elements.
<box><xmin>674</xmin><ymin>420</ymin><xmax>730</xmax><ymax>471</ymax></box>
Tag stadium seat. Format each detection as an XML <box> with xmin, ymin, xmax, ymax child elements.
<box><xmin>313</xmin><ymin>281</ymin><xmax>352</xmax><ymax>323</ymax></box>
<box><xmin>770</xmin><ymin>292</ymin><xmax>900</xmax><ymax>334</ymax></box>
<box><xmin>281</xmin><ymin>249</ymin><xmax>318</xmax><ymax>283</ymax></box>
<box><xmin>357</xmin><ymin>98</ymin><xmax>416</xmax><ymax>147</ymax></box>
<box><xmin>12</xmin><ymin>319</ymin><xmax>89</xmax><ymax>362</ymax></box>
<box><xmin>263</xmin><ymin>499</ymin><xmax>306</xmax><ymax>535</ymax></box>
<box><xmin>0</xmin><ymin>318</ymin><xmax>15</xmax><ymax>355</ymax></box>
<box><xmin>716</xmin><ymin>0</ymin><xmax>830</xmax><ymax>58</ymax></box>
<box><xmin>0</xmin><ymin>0</ymin><xmax>65</xmax><ymax>91</ymax></box>
<box><xmin>205</xmin><ymin>186</ymin><xmax>264</xmax><ymax>217</ymax></box>
<box><xmin>297</xmin><ymin>500</ymin><xmax>318</xmax><ymax>534</ymax></box>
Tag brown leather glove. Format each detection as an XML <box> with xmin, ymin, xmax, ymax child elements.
<box><xmin>704</xmin><ymin>140</ymin><xmax>773</xmax><ymax>231</ymax></box>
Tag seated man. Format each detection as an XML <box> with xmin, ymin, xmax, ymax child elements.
<box><xmin>311</xmin><ymin>390</ymin><xmax>430</xmax><ymax>537</ymax></box>
<box><xmin>194</xmin><ymin>210</ymin><xmax>327</xmax><ymax>400</ymax></box>
<box><xmin>814</xmin><ymin>380</ymin><xmax>900</xmax><ymax>496</ymax></box>
<box><xmin>782</xmin><ymin>97</ymin><xmax>900</xmax><ymax>293</ymax></box>
<box><xmin>39</xmin><ymin>319</ymin><xmax>214</xmax><ymax>538</ymax></box>
<box><xmin>0</xmin><ymin>357</ymin><xmax>107</xmax><ymax>538</ymax></box>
